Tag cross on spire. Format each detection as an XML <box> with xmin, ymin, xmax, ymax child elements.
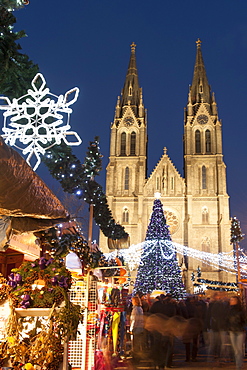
<box><xmin>196</xmin><ymin>38</ymin><xmax>202</xmax><ymax>48</ymax></box>
<box><xmin>131</xmin><ymin>42</ymin><xmax>136</xmax><ymax>53</ymax></box>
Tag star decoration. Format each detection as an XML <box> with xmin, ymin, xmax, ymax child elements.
<box><xmin>0</xmin><ymin>73</ymin><xmax>82</xmax><ymax>170</ymax></box>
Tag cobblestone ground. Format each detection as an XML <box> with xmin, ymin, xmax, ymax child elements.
<box><xmin>112</xmin><ymin>337</ymin><xmax>247</xmax><ymax>370</ymax></box>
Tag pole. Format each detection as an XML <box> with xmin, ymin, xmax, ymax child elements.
<box><xmin>235</xmin><ymin>242</ymin><xmax>242</xmax><ymax>299</ymax></box>
<box><xmin>88</xmin><ymin>203</ymin><xmax>94</xmax><ymax>251</ymax></box>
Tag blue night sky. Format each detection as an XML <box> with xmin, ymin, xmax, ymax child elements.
<box><xmin>6</xmin><ymin>0</ymin><xmax>247</xmax><ymax>248</ymax></box>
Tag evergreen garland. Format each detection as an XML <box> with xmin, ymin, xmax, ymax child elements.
<box><xmin>42</xmin><ymin>138</ymin><xmax>128</xmax><ymax>240</ymax></box>
<box><xmin>1</xmin><ymin>0</ymin><xmax>27</xmax><ymax>9</ymax></box>
<box><xmin>0</xmin><ymin>4</ymin><xmax>39</xmax><ymax>100</ymax></box>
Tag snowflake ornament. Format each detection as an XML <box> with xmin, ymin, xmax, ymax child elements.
<box><xmin>0</xmin><ymin>73</ymin><xmax>82</xmax><ymax>170</ymax></box>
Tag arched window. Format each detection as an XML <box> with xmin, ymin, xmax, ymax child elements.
<box><xmin>129</xmin><ymin>86</ymin><xmax>132</xmax><ymax>96</ymax></box>
<box><xmin>130</xmin><ymin>131</ymin><xmax>136</xmax><ymax>155</ymax></box>
<box><xmin>120</xmin><ymin>132</ymin><xmax>126</xmax><ymax>156</ymax></box>
<box><xmin>122</xmin><ymin>207</ymin><xmax>129</xmax><ymax>223</ymax></box>
<box><xmin>124</xmin><ymin>167</ymin><xmax>129</xmax><ymax>190</ymax></box>
<box><xmin>156</xmin><ymin>176</ymin><xmax>160</xmax><ymax>191</ymax></box>
<box><xmin>202</xmin><ymin>237</ymin><xmax>211</xmax><ymax>269</ymax></box>
<box><xmin>202</xmin><ymin>206</ymin><xmax>209</xmax><ymax>224</ymax></box>
<box><xmin>195</xmin><ymin>130</ymin><xmax>201</xmax><ymax>153</ymax></box>
<box><xmin>202</xmin><ymin>166</ymin><xmax>206</xmax><ymax>189</ymax></box>
<box><xmin>205</xmin><ymin>130</ymin><xmax>211</xmax><ymax>153</ymax></box>
<box><xmin>171</xmin><ymin>176</ymin><xmax>174</xmax><ymax>190</ymax></box>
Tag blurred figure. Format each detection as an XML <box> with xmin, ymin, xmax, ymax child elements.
<box><xmin>181</xmin><ymin>295</ymin><xmax>202</xmax><ymax>362</ymax></box>
<box><xmin>206</xmin><ymin>292</ymin><xmax>230</xmax><ymax>364</ymax></box>
<box><xmin>130</xmin><ymin>296</ymin><xmax>144</xmax><ymax>363</ymax></box>
<box><xmin>228</xmin><ymin>295</ymin><xmax>246</xmax><ymax>370</ymax></box>
<box><xmin>138</xmin><ymin>293</ymin><xmax>151</xmax><ymax>350</ymax></box>
<box><xmin>149</xmin><ymin>294</ymin><xmax>177</xmax><ymax>368</ymax></box>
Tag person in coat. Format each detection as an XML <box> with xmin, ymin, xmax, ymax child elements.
<box><xmin>130</xmin><ymin>296</ymin><xmax>144</xmax><ymax>363</ymax></box>
<box><xmin>227</xmin><ymin>295</ymin><xmax>246</xmax><ymax>370</ymax></box>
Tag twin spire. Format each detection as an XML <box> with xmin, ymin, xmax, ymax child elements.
<box><xmin>117</xmin><ymin>39</ymin><xmax>216</xmax><ymax>119</ymax></box>
<box><xmin>190</xmin><ymin>38</ymin><xmax>214</xmax><ymax>108</ymax></box>
<box><xmin>119</xmin><ymin>42</ymin><xmax>141</xmax><ymax>116</ymax></box>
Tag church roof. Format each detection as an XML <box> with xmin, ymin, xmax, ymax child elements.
<box><xmin>190</xmin><ymin>39</ymin><xmax>211</xmax><ymax>106</ymax></box>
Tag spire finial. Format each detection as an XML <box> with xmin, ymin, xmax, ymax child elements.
<box><xmin>131</xmin><ymin>42</ymin><xmax>136</xmax><ymax>53</ymax></box>
<box><xmin>196</xmin><ymin>38</ymin><xmax>202</xmax><ymax>48</ymax></box>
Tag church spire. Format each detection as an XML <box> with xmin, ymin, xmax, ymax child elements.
<box><xmin>190</xmin><ymin>39</ymin><xmax>211</xmax><ymax>106</ymax></box>
<box><xmin>119</xmin><ymin>42</ymin><xmax>141</xmax><ymax>116</ymax></box>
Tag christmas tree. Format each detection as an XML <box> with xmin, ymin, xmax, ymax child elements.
<box><xmin>230</xmin><ymin>216</ymin><xmax>244</xmax><ymax>244</ymax></box>
<box><xmin>133</xmin><ymin>197</ymin><xmax>185</xmax><ymax>299</ymax></box>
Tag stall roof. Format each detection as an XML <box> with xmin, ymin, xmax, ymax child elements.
<box><xmin>0</xmin><ymin>136</ymin><xmax>69</xmax><ymax>249</ymax></box>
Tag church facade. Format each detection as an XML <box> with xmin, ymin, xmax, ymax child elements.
<box><xmin>100</xmin><ymin>40</ymin><xmax>233</xmax><ymax>289</ymax></box>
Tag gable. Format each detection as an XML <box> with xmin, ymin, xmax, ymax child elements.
<box><xmin>144</xmin><ymin>148</ymin><xmax>185</xmax><ymax>197</ymax></box>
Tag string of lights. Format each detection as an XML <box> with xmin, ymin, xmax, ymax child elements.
<box><xmin>106</xmin><ymin>240</ymin><xmax>247</xmax><ymax>277</ymax></box>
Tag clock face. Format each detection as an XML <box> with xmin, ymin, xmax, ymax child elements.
<box><xmin>124</xmin><ymin>116</ymin><xmax>134</xmax><ymax>125</ymax></box>
<box><xmin>197</xmin><ymin>114</ymin><xmax>208</xmax><ymax>125</ymax></box>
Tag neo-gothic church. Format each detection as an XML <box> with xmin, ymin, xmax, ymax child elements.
<box><xmin>100</xmin><ymin>40</ymin><xmax>233</xmax><ymax>289</ymax></box>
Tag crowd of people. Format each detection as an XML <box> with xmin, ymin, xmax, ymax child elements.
<box><xmin>129</xmin><ymin>292</ymin><xmax>247</xmax><ymax>370</ymax></box>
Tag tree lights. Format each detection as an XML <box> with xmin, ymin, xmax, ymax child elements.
<box><xmin>133</xmin><ymin>198</ymin><xmax>185</xmax><ymax>299</ymax></box>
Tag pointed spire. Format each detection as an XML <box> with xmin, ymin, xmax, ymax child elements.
<box><xmin>190</xmin><ymin>39</ymin><xmax>211</xmax><ymax>105</ymax></box>
<box><xmin>120</xmin><ymin>42</ymin><xmax>141</xmax><ymax>115</ymax></box>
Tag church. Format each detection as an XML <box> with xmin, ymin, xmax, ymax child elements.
<box><xmin>99</xmin><ymin>40</ymin><xmax>233</xmax><ymax>289</ymax></box>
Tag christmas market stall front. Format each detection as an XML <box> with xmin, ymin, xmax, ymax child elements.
<box><xmin>0</xmin><ymin>137</ymin><xmax>82</xmax><ymax>369</ymax></box>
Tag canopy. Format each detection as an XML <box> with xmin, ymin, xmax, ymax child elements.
<box><xmin>0</xmin><ymin>136</ymin><xmax>69</xmax><ymax>248</ymax></box>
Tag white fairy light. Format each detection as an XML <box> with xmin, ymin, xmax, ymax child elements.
<box><xmin>0</xmin><ymin>73</ymin><xmax>82</xmax><ymax>171</ymax></box>
<box><xmin>154</xmin><ymin>192</ymin><xmax>161</xmax><ymax>199</ymax></box>
<box><xmin>105</xmin><ymin>240</ymin><xmax>247</xmax><ymax>278</ymax></box>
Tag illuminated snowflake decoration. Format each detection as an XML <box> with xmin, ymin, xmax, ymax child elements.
<box><xmin>0</xmin><ymin>73</ymin><xmax>82</xmax><ymax>170</ymax></box>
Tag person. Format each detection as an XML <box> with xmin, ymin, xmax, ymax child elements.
<box><xmin>181</xmin><ymin>295</ymin><xmax>201</xmax><ymax>362</ymax></box>
<box><xmin>227</xmin><ymin>295</ymin><xmax>246</xmax><ymax>370</ymax></box>
<box><xmin>149</xmin><ymin>294</ymin><xmax>177</xmax><ymax>368</ymax></box>
<box><xmin>130</xmin><ymin>296</ymin><xmax>144</xmax><ymax>363</ymax></box>
<box><xmin>206</xmin><ymin>292</ymin><xmax>230</xmax><ymax>364</ymax></box>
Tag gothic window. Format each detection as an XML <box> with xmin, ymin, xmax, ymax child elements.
<box><xmin>201</xmin><ymin>237</ymin><xmax>211</xmax><ymax>269</ymax></box>
<box><xmin>130</xmin><ymin>131</ymin><xmax>136</xmax><ymax>155</ymax></box>
<box><xmin>205</xmin><ymin>130</ymin><xmax>211</xmax><ymax>153</ymax></box>
<box><xmin>202</xmin><ymin>206</ymin><xmax>209</xmax><ymax>224</ymax></box>
<box><xmin>195</xmin><ymin>130</ymin><xmax>201</xmax><ymax>153</ymax></box>
<box><xmin>129</xmin><ymin>86</ymin><xmax>132</xmax><ymax>96</ymax></box>
<box><xmin>156</xmin><ymin>176</ymin><xmax>160</xmax><ymax>191</ymax></box>
<box><xmin>202</xmin><ymin>166</ymin><xmax>207</xmax><ymax>189</ymax></box>
<box><xmin>122</xmin><ymin>207</ymin><xmax>129</xmax><ymax>223</ymax></box>
<box><xmin>171</xmin><ymin>176</ymin><xmax>174</xmax><ymax>190</ymax></box>
<box><xmin>120</xmin><ymin>132</ymin><xmax>126</xmax><ymax>156</ymax></box>
<box><xmin>124</xmin><ymin>167</ymin><xmax>129</xmax><ymax>190</ymax></box>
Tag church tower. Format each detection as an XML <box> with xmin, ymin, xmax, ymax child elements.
<box><xmin>184</xmin><ymin>39</ymin><xmax>231</xmax><ymax>282</ymax></box>
<box><xmin>100</xmin><ymin>40</ymin><xmax>233</xmax><ymax>290</ymax></box>
<box><xmin>100</xmin><ymin>42</ymin><xmax>147</xmax><ymax>249</ymax></box>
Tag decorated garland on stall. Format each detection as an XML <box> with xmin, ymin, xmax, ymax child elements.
<box><xmin>35</xmin><ymin>227</ymin><xmax>123</xmax><ymax>275</ymax></box>
<box><xmin>0</xmin><ymin>256</ymin><xmax>83</xmax><ymax>369</ymax></box>
<box><xmin>193</xmin><ymin>278</ymin><xmax>238</xmax><ymax>292</ymax></box>
<box><xmin>42</xmin><ymin>138</ymin><xmax>128</xmax><ymax>241</ymax></box>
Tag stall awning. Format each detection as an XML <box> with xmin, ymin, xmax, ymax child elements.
<box><xmin>0</xmin><ymin>136</ymin><xmax>69</xmax><ymax>249</ymax></box>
